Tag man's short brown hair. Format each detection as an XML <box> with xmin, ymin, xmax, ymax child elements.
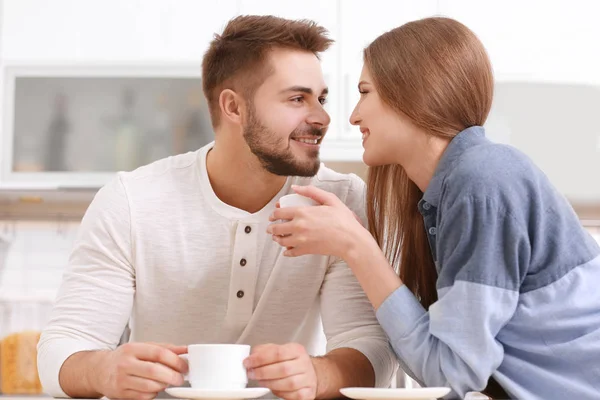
<box><xmin>201</xmin><ymin>15</ymin><xmax>333</xmax><ymax>128</ymax></box>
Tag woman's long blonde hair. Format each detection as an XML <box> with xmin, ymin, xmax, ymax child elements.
<box><xmin>365</xmin><ymin>17</ymin><xmax>494</xmax><ymax>309</ymax></box>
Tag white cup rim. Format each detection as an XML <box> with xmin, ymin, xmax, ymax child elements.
<box><xmin>279</xmin><ymin>193</ymin><xmax>318</xmax><ymax>206</ymax></box>
<box><xmin>280</xmin><ymin>193</ymin><xmax>307</xmax><ymax>200</ymax></box>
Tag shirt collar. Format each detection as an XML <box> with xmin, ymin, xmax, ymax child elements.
<box><xmin>421</xmin><ymin>125</ymin><xmax>488</xmax><ymax>208</ymax></box>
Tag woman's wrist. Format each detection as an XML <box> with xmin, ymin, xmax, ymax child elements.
<box><xmin>343</xmin><ymin>224</ymin><xmax>380</xmax><ymax>267</ymax></box>
<box><xmin>342</xmin><ymin>223</ymin><xmax>404</xmax><ymax>310</ymax></box>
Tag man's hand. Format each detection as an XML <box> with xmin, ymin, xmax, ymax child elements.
<box><xmin>90</xmin><ymin>342</ymin><xmax>188</xmax><ymax>400</ymax></box>
<box><xmin>244</xmin><ymin>343</ymin><xmax>318</xmax><ymax>400</ymax></box>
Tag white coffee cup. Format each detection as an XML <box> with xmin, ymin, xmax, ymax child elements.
<box><xmin>279</xmin><ymin>193</ymin><xmax>319</xmax><ymax>208</ymax></box>
<box><xmin>180</xmin><ymin>344</ymin><xmax>251</xmax><ymax>389</ymax></box>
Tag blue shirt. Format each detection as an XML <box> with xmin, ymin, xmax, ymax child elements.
<box><xmin>376</xmin><ymin>126</ymin><xmax>600</xmax><ymax>399</ymax></box>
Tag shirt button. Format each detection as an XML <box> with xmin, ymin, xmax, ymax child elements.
<box><xmin>429</xmin><ymin>227</ymin><xmax>437</xmax><ymax>235</ymax></box>
<box><xmin>240</xmin><ymin>258</ymin><xmax>247</xmax><ymax>267</ymax></box>
<box><xmin>236</xmin><ymin>290</ymin><xmax>244</xmax><ymax>298</ymax></box>
<box><xmin>244</xmin><ymin>226</ymin><xmax>252</xmax><ymax>234</ymax></box>
<box><xmin>423</xmin><ymin>202</ymin><xmax>431</xmax><ymax>210</ymax></box>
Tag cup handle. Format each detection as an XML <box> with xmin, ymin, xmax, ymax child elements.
<box><xmin>179</xmin><ymin>354</ymin><xmax>189</xmax><ymax>381</ymax></box>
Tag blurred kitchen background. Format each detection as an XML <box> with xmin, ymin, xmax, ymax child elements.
<box><xmin>0</xmin><ymin>0</ymin><xmax>600</xmax><ymax>395</ymax></box>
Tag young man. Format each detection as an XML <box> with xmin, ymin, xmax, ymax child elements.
<box><xmin>38</xmin><ymin>15</ymin><xmax>397</xmax><ymax>400</ymax></box>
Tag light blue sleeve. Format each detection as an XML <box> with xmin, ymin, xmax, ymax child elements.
<box><xmin>376</xmin><ymin>195</ymin><xmax>526</xmax><ymax>397</ymax></box>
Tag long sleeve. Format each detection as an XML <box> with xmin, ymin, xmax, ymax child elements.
<box><xmin>319</xmin><ymin>259</ymin><xmax>398</xmax><ymax>388</ymax></box>
<box><xmin>37</xmin><ymin>175</ymin><xmax>136</xmax><ymax>398</ymax></box>
<box><xmin>376</xmin><ymin>195</ymin><xmax>528</xmax><ymax>398</ymax></box>
<box><xmin>318</xmin><ymin>174</ymin><xmax>398</xmax><ymax>388</ymax></box>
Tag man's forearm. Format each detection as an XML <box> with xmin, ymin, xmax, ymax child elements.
<box><xmin>58</xmin><ymin>350</ymin><xmax>107</xmax><ymax>398</ymax></box>
<box><xmin>312</xmin><ymin>348</ymin><xmax>375</xmax><ymax>399</ymax></box>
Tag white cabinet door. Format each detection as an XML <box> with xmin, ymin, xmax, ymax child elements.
<box><xmin>338</xmin><ymin>0</ymin><xmax>438</xmax><ymax>150</ymax></box>
<box><xmin>1</xmin><ymin>0</ymin><xmax>238</xmax><ymax>62</ymax></box>
<box><xmin>0</xmin><ymin>64</ymin><xmax>213</xmax><ymax>189</ymax></box>
<box><xmin>437</xmin><ymin>0</ymin><xmax>600</xmax><ymax>85</ymax></box>
<box><xmin>0</xmin><ymin>1</ymin><xmax>237</xmax><ymax>189</ymax></box>
<box><xmin>237</xmin><ymin>0</ymin><xmax>341</xmax><ymax>144</ymax></box>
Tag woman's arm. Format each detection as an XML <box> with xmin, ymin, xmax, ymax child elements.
<box><xmin>270</xmin><ymin>186</ymin><xmax>526</xmax><ymax>398</ymax></box>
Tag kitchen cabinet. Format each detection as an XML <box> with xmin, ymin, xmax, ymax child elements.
<box><xmin>437</xmin><ymin>0</ymin><xmax>600</xmax><ymax>85</ymax></box>
<box><xmin>0</xmin><ymin>0</ymin><xmax>238</xmax><ymax>189</ymax></box>
<box><xmin>0</xmin><ymin>0</ymin><xmax>598</xmax><ymax>204</ymax></box>
<box><xmin>0</xmin><ymin>64</ymin><xmax>209</xmax><ymax>189</ymax></box>
<box><xmin>1</xmin><ymin>0</ymin><xmax>238</xmax><ymax>63</ymax></box>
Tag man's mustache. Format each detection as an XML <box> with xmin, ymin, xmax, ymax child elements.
<box><xmin>290</xmin><ymin>126</ymin><xmax>325</xmax><ymax>139</ymax></box>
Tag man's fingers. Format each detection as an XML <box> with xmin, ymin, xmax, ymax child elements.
<box><xmin>169</xmin><ymin>345</ymin><xmax>189</xmax><ymax>355</ymax></box>
<box><xmin>154</xmin><ymin>343</ymin><xmax>188</xmax><ymax>355</ymax></box>
<box><xmin>249</xmin><ymin>359</ymin><xmax>304</xmax><ymax>381</ymax></box>
<box><xmin>133</xmin><ymin>344</ymin><xmax>189</xmax><ymax>373</ymax></box>
<box><xmin>125</xmin><ymin>375</ymin><xmax>169</xmax><ymax>393</ymax></box>
<box><xmin>245</xmin><ymin>344</ymin><xmax>302</xmax><ymax>369</ymax></box>
<box><xmin>131</xmin><ymin>359</ymin><xmax>185</xmax><ymax>386</ymax></box>
<box><xmin>257</xmin><ymin>373</ymin><xmax>309</xmax><ymax>391</ymax></box>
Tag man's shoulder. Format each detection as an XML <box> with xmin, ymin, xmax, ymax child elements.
<box><xmin>306</xmin><ymin>163</ymin><xmax>366</xmax><ymax>203</ymax></box>
<box><xmin>120</xmin><ymin>151</ymin><xmax>199</xmax><ymax>183</ymax></box>
<box><xmin>92</xmin><ymin>151</ymin><xmax>200</xmax><ymax>212</ymax></box>
<box><xmin>115</xmin><ymin>151</ymin><xmax>199</xmax><ymax>196</ymax></box>
<box><xmin>295</xmin><ymin>164</ymin><xmax>367</xmax><ymax>224</ymax></box>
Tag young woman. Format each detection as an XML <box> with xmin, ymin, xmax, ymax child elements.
<box><xmin>266</xmin><ymin>17</ymin><xmax>600</xmax><ymax>399</ymax></box>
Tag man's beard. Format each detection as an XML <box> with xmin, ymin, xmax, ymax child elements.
<box><xmin>243</xmin><ymin>108</ymin><xmax>323</xmax><ymax>177</ymax></box>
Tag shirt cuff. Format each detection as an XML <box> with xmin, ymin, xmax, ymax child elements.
<box><xmin>375</xmin><ymin>285</ymin><xmax>427</xmax><ymax>344</ymax></box>
<box><xmin>37</xmin><ymin>336</ymin><xmax>107</xmax><ymax>398</ymax></box>
<box><xmin>326</xmin><ymin>326</ymin><xmax>398</xmax><ymax>388</ymax></box>
<box><xmin>336</xmin><ymin>337</ymin><xmax>398</xmax><ymax>387</ymax></box>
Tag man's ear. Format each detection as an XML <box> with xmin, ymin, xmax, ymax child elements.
<box><xmin>219</xmin><ymin>89</ymin><xmax>246</xmax><ymax>127</ymax></box>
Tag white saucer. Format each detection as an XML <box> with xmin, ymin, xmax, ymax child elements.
<box><xmin>165</xmin><ymin>387</ymin><xmax>271</xmax><ymax>400</ymax></box>
<box><xmin>340</xmin><ymin>387</ymin><xmax>451</xmax><ymax>400</ymax></box>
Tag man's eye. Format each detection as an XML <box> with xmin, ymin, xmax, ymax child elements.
<box><xmin>319</xmin><ymin>97</ymin><xmax>328</xmax><ymax>105</ymax></box>
<box><xmin>291</xmin><ymin>97</ymin><xmax>303</xmax><ymax>103</ymax></box>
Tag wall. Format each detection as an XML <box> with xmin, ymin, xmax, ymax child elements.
<box><xmin>0</xmin><ymin>219</ymin><xmax>79</xmax><ymax>298</ymax></box>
